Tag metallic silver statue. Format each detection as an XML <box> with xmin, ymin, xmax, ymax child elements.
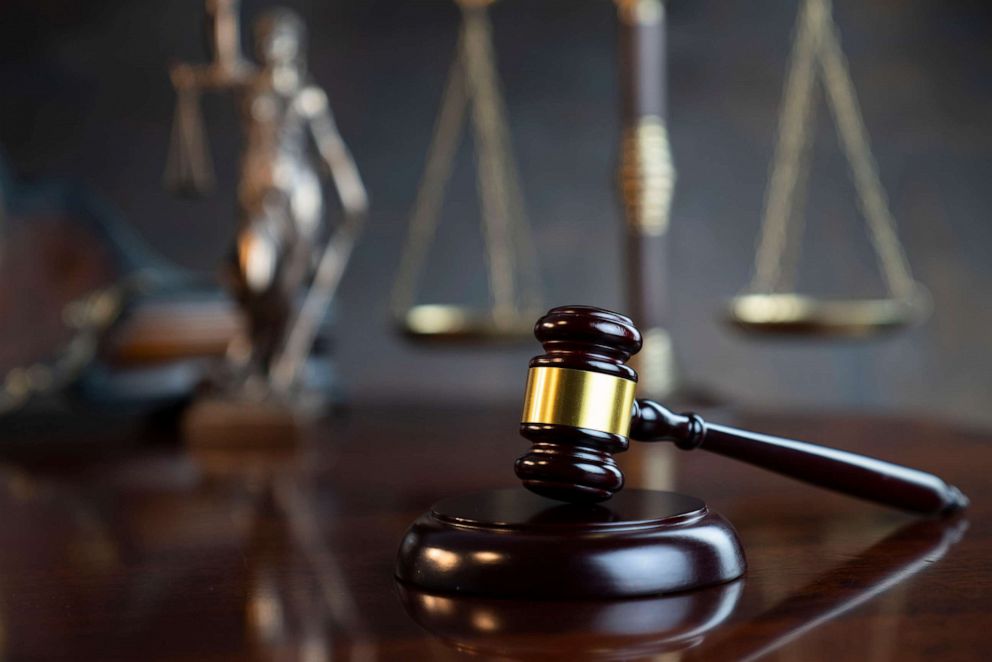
<box><xmin>167</xmin><ymin>1</ymin><xmax>368</xmax><ymax>399</ymax></box>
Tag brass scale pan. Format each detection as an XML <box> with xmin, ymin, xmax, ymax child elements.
<box><xmin>725</xmin><ymin>291</ymin><xmax>930</xmax><ymax>339</ymax></box>
<box><xmin>398</xmin><ymin>304</ymin><xmax>540</xmax><ymax>344</ymax></box>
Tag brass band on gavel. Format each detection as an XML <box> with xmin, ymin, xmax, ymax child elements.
<box><xmin>521</xmin><ymin>367</ymin><xmax>637</xmax><ymax>437</ymax></box>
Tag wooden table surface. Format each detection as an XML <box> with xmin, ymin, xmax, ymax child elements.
<box><xmin>0</xmin><ymin>404</ymin><xmax>987</xmax><ymax>661</ymax></box>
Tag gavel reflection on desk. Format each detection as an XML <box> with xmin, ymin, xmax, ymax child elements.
<box><xmin>515</xmin><ymin>305</ymin><xmax>967</xmax><ymax>515</ymax></box>
<box><xmin>396</xmin><ymin>306</ymin><xmax>967</xmax><ymax>600</ymax></box>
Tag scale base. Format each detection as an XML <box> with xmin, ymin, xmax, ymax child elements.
<box><xmin>395</xmin><ymin>488</ymin><xmax>746</xmax><ymax>599</ymax></box>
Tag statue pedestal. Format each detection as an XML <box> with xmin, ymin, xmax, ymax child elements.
<box><xmin>182</xmin><ymin>349</ymin><xmax>341</xmax><ymax>449</ymax></box>
<box><xmin>182</xmin><ymin>391</ymin><xmax>327</xmax><ymax>449</ymax></box>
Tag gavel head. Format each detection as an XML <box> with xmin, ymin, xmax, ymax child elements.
<box><xmin>515</xmin><ymin>306</ymin><xmax>642</xmax><ymax>503</ymax></box>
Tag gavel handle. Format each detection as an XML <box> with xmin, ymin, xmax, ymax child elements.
<box><xmin>631</xmin><ymin>400</ymin><xmax>968</xmax><ymax>516</ymax></box>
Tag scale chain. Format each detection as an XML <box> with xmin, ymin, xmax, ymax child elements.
<box><xmin>752</xmin><ymin>0</ymin><xmax>822</xmax><ymax>294</ymax></box>
<box><xmin>815</xmin><ymin>0</ymin><xmax>917</xmax><ymax>299</ymax></box>
<box><xmin>750</xmin><ymin>0</ymin><xmax>919</xmax><ymax>301</ymax></box>
<box><xmin>391</xmin><ymin>0</ymin><xmax>542</xmax><ymax>322</ymax></box>
<box><xmin>463</xmin><ymin>4</ymin><xmax>519</xmax><ymax>317</ymax></box>
<box><xmin>390</xmin><ymin>33</ymin><xmax>470</xmax><ymax>317</ymax></box>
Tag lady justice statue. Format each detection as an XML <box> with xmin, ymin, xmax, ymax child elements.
<box><xmin>166</xmin><ymin>0</ymin><xmax>368</xmax><ymax>413</ymax></box>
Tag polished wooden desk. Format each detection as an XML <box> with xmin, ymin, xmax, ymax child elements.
<box><xmin>0</xmin><ymin>405</ymin><xmax>987</xmax><ymax>660</ymax></box>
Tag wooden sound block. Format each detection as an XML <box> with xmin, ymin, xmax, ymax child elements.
<box><xmin>395</xmin><ymin>488</ymin><xmax>746</xmax><ymax>598</ymax></box>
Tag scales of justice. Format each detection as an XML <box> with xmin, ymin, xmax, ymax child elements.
<box><xmin>165</xmin><ymin>0</ymin><xmax>368</xmax><ymax>444</ymax></box>
<box><xmin>391</xmin><ymin>0</ymin><xmax>930</xmax><ymax>393</ymax></box>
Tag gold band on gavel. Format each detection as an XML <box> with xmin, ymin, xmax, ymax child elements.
<box><xmin>521</xmin><ymin>367</ymin><xmax>637</xmax><ymax>437</ymax></box>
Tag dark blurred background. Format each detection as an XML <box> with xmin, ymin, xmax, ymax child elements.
<box><xmin>1</xmin><ymin>0</ymin><xmax>990</xmax><ymax>422</ymax></box>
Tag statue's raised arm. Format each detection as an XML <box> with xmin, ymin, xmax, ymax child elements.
<box><xmin>301</xmin><ymin>86</ymin><xmax>369</xmax><ymax>218</ymax></box>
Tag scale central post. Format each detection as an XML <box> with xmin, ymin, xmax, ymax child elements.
<box><xmin>616</xmin><ymin>0</ymin><xmax>679</xmax><ymax>399</ymax></box>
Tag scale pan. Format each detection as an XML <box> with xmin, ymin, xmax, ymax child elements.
<box><xmin>725</xmin><ymin>292</ymin><xmax>929</xmax><ymax>339</ymax></box>
<box><xmin>398</xmin><ymin>304</ymin><xmax>540</xmax><ymax>344</ymax></box>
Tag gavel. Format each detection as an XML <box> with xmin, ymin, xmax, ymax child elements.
<box><xmin>515</xmin><ymin>306</ymin><xmax>967</xmax><ymax>516</ymax></box>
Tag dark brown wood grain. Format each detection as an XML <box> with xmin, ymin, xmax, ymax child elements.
<box><xmin>394</xmin><ymin>488</ymin><xmax>746</xmax><ymax>598</ymax></box>
<box><xmin>633</xmin><ymin>399</ymin><xmax>968</xmax><ymax>516</ymax></box>
<box><xmin>515</xmin><ymin>306</ymin><xmax>641</xmax><ymax>501</ymax></box>
<box><xmin>0</xmin><ymin>404</ymin><xmax>988</xmax><ymax>660</ymax></box>
<box><xmin>528</xmin><ymin>305</ymin><xmax>641</xmax><ymax>379</ymax></box>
